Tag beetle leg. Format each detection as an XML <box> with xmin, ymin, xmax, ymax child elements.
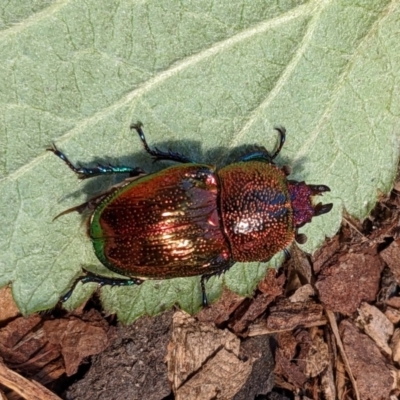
<box><xmin>200</xmin><ymin>260</ymin><xmax>235</xmax><ymax>307</ymax></box>
<box><xmin>237</xmin><ymin>126</ymin><xmax>286</xmax><ymax>163</ymax></box>
<box><xmin>270</xmin><ymin>126</ymin><xmax>286</xmax><ymax>159</ymax></box>
<box><xmin>283</xmin><ymin>248</ymin><xmax>291</xmax><ymax>260</ymax></box>
<box><xmin>130</xmin><ymin>121</ymin><xmax>194</xmax><ymax>164</ymax></box>
<box><xmin>60</xmin><ymin>269</ymin><xmax>144</xmax><ymax>303</ymax></box>
<box><xmin>200</xmin><ymin>275</ymin><xmax>209</xmax><ymax>307</ymax></box>
<box><xmin>48</xmin><ymin>144</ymin><xmax>144</xmax><ymax>179</ymax></box>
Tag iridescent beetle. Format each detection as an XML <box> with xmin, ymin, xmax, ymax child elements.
<box><xmin>49</xmin><ymin>123</ymin><xmax>332</xmax><ymax>305</ymax></box>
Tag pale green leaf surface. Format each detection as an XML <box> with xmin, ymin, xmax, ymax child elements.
<box><xmin>1</xmin><ymin>0</ymin><xmax>399</xmax><ymax>323</ymax></box>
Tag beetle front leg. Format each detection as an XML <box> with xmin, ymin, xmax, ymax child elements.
<box><xmin>48</xmin><ymin>144</ymin><xmax>144</xmax><ymax>179</ymax></box>
<box><xmin>130</xmin><ymin>121</ymin><xmax>194</xmax><ymax>164</ymax></box>
<box><xmin>238</xmin><ymin>126</ymin><xmax>286</xmax><ymax>163</ymax></box>
<box><xmin>61</xmin><ymin>270</ymin><xmax>144</xmax><ymax>302</ymax></box>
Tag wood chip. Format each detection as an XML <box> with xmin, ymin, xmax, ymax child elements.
<box><xmin>380</xmin><ymin>239</ymin><xmax>400</xmax><ymax>284</ymax></box>
<box><xmin>257</xmin><ymin>268</ymin><xmax>285</xmax><ymax>296</ymax></box>
<box><xmin>0</xmin><ymin>287</ymin><xmax>20</xmax><ymax>323</ymax></box>
<box><xmin>385</xmin><ymin>306</ymin><xmax>400</xmax><ymax>325</ymax></box>
<box><xmin>301</xmin><ymin>329</ymin><xmax>329</xmax><ymax>378</ymax></box>
<box><xmin>312</xmin><ymin>235</ymin><xmax>341</xmax><ymax>274</ymax></box>
<box><xmin>0</xmin><ymin>361</ymin><xmax>61</xmax><ymax>400</ymax></box>
<box><xmin>316</xmin><ymin>253</ymin><xmax>383</xmax><ymax>315</ymax></box>
<box><xmin>289</xmin><ymin>284</ymin><xmax>315</xmax><ymax>303</ymax></box>
<box><xmin>340</xmin><ymin>319</ymin><xmax>393</xmax><ymax>399</ymax></box>
<box><xmin>391</xmin><ymin>329</ymin><xmax>400</xmax><ymax>363</ymax></box>
<box><xmin>320</xmin><ymin>353</ymin><xmax>336</xmax><ymax>400</ymax></box>
<box><xmin>356</xmin><ymin>302</ymin><xmax>394</xmax><ymax>356</ymax></box>
<box><xmin>229</xmin><ymin>293</ymin><xmax>275</xmax><ymax>334</ymax></box>
<box><xmin>275</xmin><ymin>348</ymin><xmax>307</xmax><ymax>388</ymax></box>
<box><xmin>196</xmin><ymin>288</ymin><xmax>245</xmax><ymax>325</ymax></box>
<box><xmin>386</xmin><ymin>296</ymin><xmax>400</xmax><ymax>309</ymax></box>
<box><xmin>266</xmin><ymin>301</ymin><xmax>323</xmax><ymax>331</ymax></box>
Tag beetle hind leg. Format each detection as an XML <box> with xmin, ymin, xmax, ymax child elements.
<box><xmin>60</xmin><ymin>269</ymin><xmax>144</xmax><ymax>303</ymax></box>
<box><xmin>130</xmin><ymin>121</ymin><xmax>194</xmax><ymax>164</ymax></box>
<box><xmin>48</xmin><ymin>144</ymin><xmax>144</xmax><ymax>179</ymax></box>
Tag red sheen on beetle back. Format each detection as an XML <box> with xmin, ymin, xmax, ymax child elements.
<box><xmin>219</xmin><ymin>161</ymin><xmax>294</xmax><ymax>262</ymax></box>
<box><xmin>90</xmin><ymin>164</ymin><xmax>231</xmax><ymax>279</ymax></box>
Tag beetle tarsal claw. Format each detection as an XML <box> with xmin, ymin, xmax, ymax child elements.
<box><xmin>130</xmin><ymin>120</ymin><xmax>143</xmax><ymax>130</ymax></box>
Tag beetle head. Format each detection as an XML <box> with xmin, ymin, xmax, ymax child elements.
<box><xmin>287</xmin><ymin>181</ymin><xmax>333</xmax><ymax>244</ymax></box>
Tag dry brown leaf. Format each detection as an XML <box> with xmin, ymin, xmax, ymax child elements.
<box><xmin>43</xmin><ymin>317</ymin><xmax>109</xmax><ymax>376</ymax></box>
<box><xmin>0</xmin><ymin>311</ymin><xmax>109</xmax><ymax>385</ymax></box>
<box><xmin>175</xmin><ymin>348</ymin><xmax>252</xmax><ymax>400</ymax></box>
<box><xmin>167</xmin><ymin>311</ymin><xmax>254</xmax><ymax>399</ymax></box>
<box><xmin>0</xmin><ymin>315</ymin><xmax>43</xmax><ymax>365</ymax></box>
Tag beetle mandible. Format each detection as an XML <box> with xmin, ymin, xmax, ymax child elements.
<box><xmin>49</xmin><ymin>122</ymin><xmax>332</xmax><ymax>306</ymax></box>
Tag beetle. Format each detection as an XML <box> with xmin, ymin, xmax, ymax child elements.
<box><xmin>49</xmin><ymin>122</ymin><xmax>332</xmax><ymax>306</ymax></box>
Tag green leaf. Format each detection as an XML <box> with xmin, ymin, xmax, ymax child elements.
<box><xmin>1</xmin><ymin>0</ymin><xmax>399</xmax><ymax>323</ymax></box>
